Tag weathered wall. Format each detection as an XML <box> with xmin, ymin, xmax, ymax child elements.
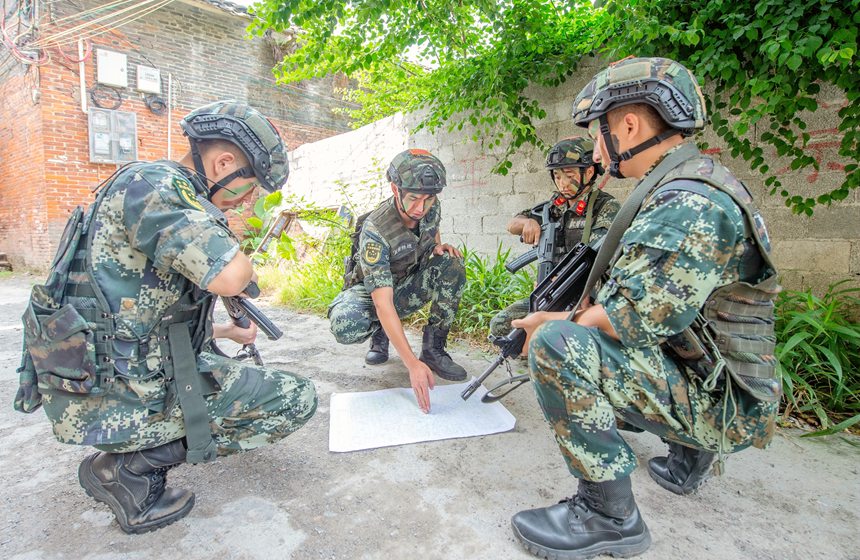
<box><xmin>286</xmin><ymin>60</ymin><xmax>860</xmax><ymax>293</ymax></box>
<box><xmin>0</xmin><ymin>0</ymin><xmax>352</xmax><ymax>269</ymax></box>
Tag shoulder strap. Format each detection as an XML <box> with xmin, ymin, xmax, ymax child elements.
<box><xmin>574</xmin><ymin>142</ymin><xmax>701</xmax><ymax>311</ymax></box>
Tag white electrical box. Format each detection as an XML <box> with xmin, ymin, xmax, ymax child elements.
<box><xmin>96</xmin><ymin>49</ymin><xmax>128</xmax><ymax>88</ymax></box>
<box><xmin>88</xmin><ymin>108</ymin><xmax>138</xmax><ymax>164</ymax></box>
<box><xmin>136</xmin><ymin>65</ymin><xmax>161</xmax><ymax>93</ymax></box>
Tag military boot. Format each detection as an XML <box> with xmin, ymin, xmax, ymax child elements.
<box><xmin>647</xmin><ymin>441</ymin><xmax>715</xmax><ymax>495</ymax></box>
<box><xmin>419</xmin><ymin>326</ymin><xmax>467</xmax><ymax>381</ymax></box>
<box><xmin>78</xmin><ymin>439</ymin><xmax>195</xmax><ymax>534</ymax></box>
<box><xmin>365</xmin><ymin>328</ymin><xmax>390</xmax><ymax>365</ymax></box>
<box><xmin>511</xmin><ymin>477</ymin><xmax>651</xmax><ymax>560</ymax></box>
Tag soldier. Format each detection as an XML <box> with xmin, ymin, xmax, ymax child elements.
<box><xmin>329</xmin><ymin>149</ymin><xmax>467</xmax><ymax>413</ymax></box>
<box><xmin>509</xmin><ymin>57</ymin><xmax>781</xmax><ymax>559</ymax></box>
<box><xmin>489</xmin><ymin>136</ymin><xmax>619</xmax><ymax>338</ymax></box>
<box><xmin>14</xmin><ymin>101</ymin><xmax>318</xmax><ymax>534</ymax></box>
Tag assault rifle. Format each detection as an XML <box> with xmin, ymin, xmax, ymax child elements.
<box><xmin>505</xmin><ymin>195</ymin><xmax>567</xmax><ymax>282</ymax></box>
<box><xmin>461</xmin><ymin>238</ymin><xmax>601</xmax><ymax>403</ymax></box>
<box><xmin>221</xmin><ymin>281</ymin><xmax>284</xmax><ymax>366</ymax></box>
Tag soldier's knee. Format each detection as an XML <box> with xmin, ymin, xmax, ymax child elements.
<box><xmin>489</xmin><ymin>312</ymin><xmax>509</xmax><ymax>338</ymax></box>
<box><xmin>430</xmin><ymin>251</ymin><xmax>465</xmax><ymax>276</ymax></box>
<box><xmin>530</xmin><ymin>320</ymin><xmax>593</xmax><ymax>359</ymax></box>
<box><xmin>329</xmin><ymin>309</ymin><xmax>371</xmax><ymax>344</ymax></box>
<box><xmin>291</xmin><ymin>376</ymin><xmax>318</xmax><ymax>425</ymax></box>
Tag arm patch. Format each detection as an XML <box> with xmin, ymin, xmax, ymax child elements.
<box><xmin>173</xmin><ymin>176</ymin><xmax>204</xmax><ymax>211</ymax></box>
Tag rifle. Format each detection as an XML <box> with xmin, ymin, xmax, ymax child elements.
<box><xmin>461</xmin><ymin>238</ymin><xmax>601</xmax><ymax>403</ymax></box>
<box><xmin>505</xmin><ymin>195</ymin><xmax>566</xmax><ymax>282</ymax></box>
<box><xmin>220</xmin><ymin>281</ymin><xmax>284</xmax><ymax>366</ymax></box>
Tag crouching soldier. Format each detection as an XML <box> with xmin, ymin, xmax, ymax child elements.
<box><xmin>329</xmin><ymin>149</ymin><xmax>468</xmax><ymax>413</ymax></box>
<box><xmin>14</xmin><ymin>101</ymin><xmax>318</xmax><ymax>534</ymax></box>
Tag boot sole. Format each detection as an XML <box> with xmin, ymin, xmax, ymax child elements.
<box><xmin>365</xmin><ymin>355</ymin><xmax>389</xmax><ymax>365</ymax></box>
<box><xmin>647</xmin><ymin>464</ymin><xmax>706</xmax><ymax>496</ymax></box>
<box><xmin>78</xmin><ymin>454</ymin><xmax>195</xmax><ymax>534</ymax></box>
<box><xmin>511</xmin><ymin>521</ymin><xmax>651</xmax><ymax>560</ymax></box>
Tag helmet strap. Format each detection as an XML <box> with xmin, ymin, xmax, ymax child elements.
<box><xmin>599</xmin><ymin>114</ymin><xmax>681</xmax><ymax>178</ymax></box>
<box><xmin>188</xmin><ymin>138</ymin><xmax>256</xmax><ymax>200</ymax></box>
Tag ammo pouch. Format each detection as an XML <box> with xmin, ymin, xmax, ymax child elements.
<box><xmin>664</xmin><ymin>277</ymin><xmax>781</xmax><ymax>403</ymax></box>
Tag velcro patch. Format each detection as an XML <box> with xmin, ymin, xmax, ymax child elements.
<box><xmin>173</xmin><ymin>176</ymin><xmax>203</xmax><ymax>210</ymax></box>
<box><xmin>363</xmin><ymin>241</ymin><xmax>382</xmax><ymax>265</ymax></box>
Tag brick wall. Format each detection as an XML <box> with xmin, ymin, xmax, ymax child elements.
<box><xmin>288</xmin><ymin>59</ymin><xmax>860</xmax><ymax>294</ymax></box>
<box><xmin>0</xmin><ymin>0</ymin><xmax>352</xmax><ymax>269</ymax></box>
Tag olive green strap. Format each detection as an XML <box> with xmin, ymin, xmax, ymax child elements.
<box><xmin>167</xmin><ymin>322</ymin><xmax>217</xmax><ymax>464</ymax></box>
<box><xmin>580</xmin><ymin>189</ymin><xmax>600</xmax><ymax>245</ymax></box>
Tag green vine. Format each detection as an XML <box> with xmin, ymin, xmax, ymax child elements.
<box><xmin>249</xmin><ymin>0</ymin><xmax>859</xmax><ymax>212</ymax></box>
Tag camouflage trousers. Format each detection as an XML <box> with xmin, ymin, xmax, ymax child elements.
<box><xmin>528</xmin><ymin>320</ymin><xmax>777</xmax><ymax>482</ymax></box>
<box><xmin>328</xmin><ymin>252</ymin><xmax>465</xmax><ymax>344</ymax></box>
<box><xmin>489</xmin><ymin>297</ymin><xmax>530</xmax><ymax>338</ymax></box>
<box><xmin>43</xmin><ymin>351</ymin><xmax>318</xmax><ymax>456</ymax></box>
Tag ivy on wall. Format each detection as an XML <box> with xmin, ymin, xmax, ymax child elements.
<box><xmin>249</xmin><ymin>0</ymin><xmax>859</xmax><ymax>213</ymax></box>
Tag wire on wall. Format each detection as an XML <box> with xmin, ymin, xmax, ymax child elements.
<box><xmin>89</xmin><ymin>83</ymin><xmax>122</xmax><ymax>110</ymax></box>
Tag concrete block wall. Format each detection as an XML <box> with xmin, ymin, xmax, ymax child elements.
<box><xmin>0</xmin><ymin>0</ymin><xmax>352</xmax><ymax>269</ymax></box>
<box><xmin>284</xmin><ymin>58</ymin><xmax>859</xmax><ymax>294</ymax></box>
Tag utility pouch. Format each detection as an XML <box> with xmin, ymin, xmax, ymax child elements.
<box><xmin>22</xmin><ymin>292</ymin><xmax>99</xmax><ymax>396</ymax></box>
<box><xmin>663</xmin><ymin>318</ymin><xmax>721</xmax><ymax>387</ymax></box>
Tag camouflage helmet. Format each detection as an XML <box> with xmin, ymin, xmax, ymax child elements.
<box><xmin>546</xmin><ymin>137</ymin><xmax>601</xmax><ymax>171</ymax></box>
<box><xmin>572</xmin><ymin>57</ymin><xmax>707</xmax><ymax>136</ymax></box>
<box><xmin>386</xmin><ymin>149</ymin><xmax>446</xmax><ymax>194</ymax></box>
<box><xmin>181</xmin><ymin>100</ymin><xmax>289</xmax><ymax>193</ymax></box>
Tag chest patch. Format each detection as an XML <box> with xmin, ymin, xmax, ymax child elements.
<box><xmin>173</xmin><ymin>176</ymin><xmax>203</xmax><ymax>211</ymax></box>
<box><xmin>391</xmin><ymin>241</ymin><xmax>416</xmax><ymax>258</ymax></box>
<box><xmin>363</xmin><ymin>241</ymin><xmax>382</xmax><ymax>264</ymax></box>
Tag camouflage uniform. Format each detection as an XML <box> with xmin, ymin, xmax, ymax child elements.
<box><xmin>21</xmin><ymin>161</ymin><xmax>317</xmax><ymax>455</ymax></box>
<box><xmin>528</xmin><ymin>145</ymin><xmax>778</xmax><ymax>482</ymax></box>
<box><xmin>489</xmin><ymin>191</ymin><xmax>620</xmax><ymax>337</ymax></box>
<box><xmin>329</xmin><ymin>196</ymin><xmax>465</xmax><ymax>343</ymax></box>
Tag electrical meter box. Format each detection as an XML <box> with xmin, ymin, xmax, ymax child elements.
<box><xmin>88</xmin><ymin>108</ymin><xmax>138</xmax><ymax>164</ymax></box>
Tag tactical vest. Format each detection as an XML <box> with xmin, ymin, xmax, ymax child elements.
<box><xmin>653</xmin><ymin>156</ymin><xmax>782</xmax><ymax>404</ymax></box>
<box><xmin>15</xmin><ymin>162</ymin><xmax>218</xmax><ymax>463</ymax></box>
<box><xmin>561</xmin><ymin>190</ymin><xmax>614</xmax><ymax>255</ymax></box>
<box><xmin>345</xmin><ymin>197</ymin><xmax>438</xmax><ymax>288</ymax></box>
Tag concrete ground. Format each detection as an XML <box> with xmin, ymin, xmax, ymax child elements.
<box><xmin>0</xmin><ymin>272</ymin><xmax>858</xmax><ymax>560</ymax></box>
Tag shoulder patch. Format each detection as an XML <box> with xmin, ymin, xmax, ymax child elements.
<box><xmin>173</xmin><ymin>176</ymin><xmax>203</xmax><ymax>210</ymax></box>
<box><xmin>363</xmin><ymin>241</ymin><xmax>382</xmax><ymax>265</ymax></box>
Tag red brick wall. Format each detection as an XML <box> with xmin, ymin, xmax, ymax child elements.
<box><xmin>0</xmin><ymin>0</ymin><xmax>350</xmax><ymax>270</ymax></box>
<box><xmin>0</xmin><ymin>68</ymin><xmax>48</xmax><ymax>265</ymax></box>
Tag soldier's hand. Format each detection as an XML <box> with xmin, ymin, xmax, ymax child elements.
<box><xmin>511</xmin><ymin>312</ymin><xmax>552</xmax><ymax>356</ymax></box>
<box><xmin>406</xmin><ymin>359</ymin><xmax>435</xmax><ymax>413</ymax></box>
<box><xmin>433</xmin><ymin>243</ymin><xmax>462</xmax><ymax>258</ymax></box>
<box><xmin>521</xmin><ymin>219</ymin><xmax>541</xmax><ymax>245</ymax></box>
<box><xmin>215</xmin><ymin>321</ymin><xmax>259</xmax><ymax>345</ymax></box>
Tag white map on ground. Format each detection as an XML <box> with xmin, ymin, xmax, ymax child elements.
<box><xmin>329</xmin><ymin>380</ymin><xmax>517</xmax><ymax>452</ymax></box>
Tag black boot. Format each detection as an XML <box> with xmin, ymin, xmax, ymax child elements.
<box><xmin>648</xmin><ymin>441</ymin><xmax>715</xmax><ymax>495</ymax></box>
<box><xmin>511</xmin><ymin>477</ymin><xmax>651</xmax><ymax>560</ymax></box>
<box><xmin>419</xmin><ymin>326</ymin><xmax>467</xmax><ymax>381</ymax></box>
<box><xmin>365</xmin><ymin>328</ymin><xmax>390</xmax><ymax>365</ymax></box>
<box><xmin>78</xmin><ymin>439</ymin><xmax>195</xmax><ymax>534</ymax></box>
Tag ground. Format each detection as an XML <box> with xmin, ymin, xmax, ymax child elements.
<box><xmin>0</xmin><ymin>273</ymin><xmax>857</xmax><ymax>560</ymax></box>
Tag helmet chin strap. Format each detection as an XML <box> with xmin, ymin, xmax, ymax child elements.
<box><xmin>553</xmin><ymin>167</ymin><xmax>598</xmax><ymax>200</ymax></box>
<box><xmin>598</xmin><ymin>114</ymin><xmax>681</xmax><ymax>179</ymax></box>
<box><xmin>189</xmin><ymin>139</ymin><xmax>254</xmax><ymax>200</ymax></box>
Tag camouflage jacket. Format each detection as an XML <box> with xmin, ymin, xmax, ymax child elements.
<box><xmin>38</xmin><ymin>161</ymin><xmax>240</xmax><ymax>447</ymax></box>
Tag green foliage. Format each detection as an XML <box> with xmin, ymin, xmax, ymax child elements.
<box><xmin>611</xmin><ymin>0</ymin><xmax>860</xmax><ymax>214</ymax></box>
<box><xmin>241</xmin><ymin>190</ymin><xmax>297</xmax><ymax>263</ymax></box>
<box><xmin>249</xmin><ymin>1</ymin><xmax>615</xmax><ymax>173</ymax></box>
<box><xmin>775</xmin><ymin>280</ymin><xmax>860</xmax><ymax>434</ymax></box>
<box><xmin>271</xmin><ymin>222</ymin><xmax>352</xmax><ymax>314</ymax></box>
<box><xmin>251</xmin><ymin>0</ymin><xmax>859</xmax><ymax>210</ymax></box>
<box><xmin>452</xmin><ymin>245</ymin><xmax>534</xmax><ymax>335</ymax></box>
